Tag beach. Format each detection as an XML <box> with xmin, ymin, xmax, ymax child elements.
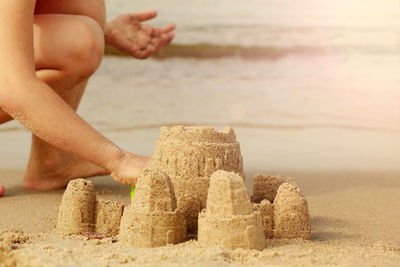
<box><xmin>1</xmin><ymin>169</ymin><xmax>400</xmax><ymax>266</ymax></box>
<box><xmin>1</xmin><ymin>0</ymin><xmax>400</xmax><ymax>265</ymax></box>
<box><xmin>1</xmin><ymin>125</ymin><xmax>400</xmax><ymax>265</ymax></box>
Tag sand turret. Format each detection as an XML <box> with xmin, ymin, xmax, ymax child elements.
<box><xmin>151</xmin><ymin>126</ymin><xmax>244</xmax><ymax>233</ymax></box>
<box><xmin>251</xmin><ymin>174</ymin><xmax>292</xmax><ymax>203</ymax></box>
<box><xmin>119</xmin><ymin>168</ymin><xmax>187</xmax><ymax>247</ymax></box>
<box><xmin>56</xmin><ymin>179</ymin><xmax>96</xmax><ymax>234</ymax></box>
<box><xmin>198</xmin><ymin>171</ymin><xmax>265</xmax><ymax>250</ymax></box>
<box><xmin>273</xmin><ymin>182</ymin><xmax>311</xmax><ymax>240</ymax></box>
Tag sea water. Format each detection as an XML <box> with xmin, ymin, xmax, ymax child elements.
<box><xmin>97</xmin><ymin>0</ymin><xmax>400</xmax><ymax>132</ymax></box>
<box><xmin>1</xmin><ymin>0</ymin><xmax>399</xmax><ymax>170</ymax></box>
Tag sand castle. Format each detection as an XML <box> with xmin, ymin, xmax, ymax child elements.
<box><xmin>251</xmin><ymin>175</ymin><xmax>311</xmax><ymax>240</ymax></box>
<box><xmin>57</xmin><ymin>179</ymin><xmax>124</xmax><ymax>236</ymax></box>
<box><xmin>119</xmin><ymin>168</ymin><xmax>187</xmax><ymax>247</ymax></box>
<box><xmin>56</xmin><ymin>126</ymin><xmax>311</xmax><ymax>251</ymax></box>
<box><xmin>151</xmin><ymin>126</ymin><xmax>244</xmax><ymax>233</ymax></box>
<box><xmin>198</xmin><ymin>171</ymin><xmax>265</xmax><ymax>250</ymax></box>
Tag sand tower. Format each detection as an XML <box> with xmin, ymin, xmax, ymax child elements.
<box><xmin>273</xmin><ymin>182</ymin><xmax>311</xmax><ymax>240</ymax></box>
<box><xmin>151</xmin><ymin>126</ymin><xmax>244</xmax><ymax>233</ymax></box>
<box><xmin>57</xmin><ymin>179</ymin><xmax>96</xmax><ymax>234</ymax></box>
<box><xmin>119</xmin><ymin>168</ymin><xmax>187</xmax><ymax>247</ymax></box>
<box><xmin>198</xmin><ymin>171</ymin><xmax>265</xmax><ymax>250</ymax></box>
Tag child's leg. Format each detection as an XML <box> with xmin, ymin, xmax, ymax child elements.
<box><xmin>22</xmin><ymin>14</ymin><xmax>107</xmax><ymax>190</ymax></box>
<box><xmin>0</xmin><ymin>109</ymin><xmax>12</xmax><ymax>124</ymax></box>
<box><xmin>0</xmin><ymin>15</ymin><xmax>107</xmax><ymax>190</ymax></box>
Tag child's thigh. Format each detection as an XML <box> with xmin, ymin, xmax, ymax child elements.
<box><xmin>34</xmin><ymin>14</ymin><xmax>104</xmax><ymax>79</ymax></box>
<box><xmin>35</xmin><ymin>0</ymin><xmax>106</xmax><ymax>28</ymax></box>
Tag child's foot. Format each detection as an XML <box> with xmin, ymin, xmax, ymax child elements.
<box><xmin>0</xmin><ymin>185</ymin><xmax>4</xmax><ymax>196</ymax></box>
<box><xmin>23</xmin><ymin>152</ymin><xmax>109</xmax><ymax>191</ymax></box>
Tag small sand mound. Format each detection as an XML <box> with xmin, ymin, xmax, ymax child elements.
<box><xmin>152</xmin><ymin>126</ymin><xmax>244</xmax><ymax>233</ymax></box>
<box><xmin>119</xmin><ymin>168</ymin><xmax>187</xmax><ymax>247</ymax></box>
<box><xmin>273</xmin><ymin>182</ymin><xmax>311</xmax><ymax>240</ymax></box>
<box><xmin>0</xmin><ymin>242</ymin><xmax>42</xmax><ymax>267</ymax></box>
<box><xmin>0</xmin><ymin>243</ymin><xmax>18</xmax><ymax>267</ymax></box>
<box><xmin>0</xmin><ymin>229</ymin><xmax>29</xmax><ymax>246</ymax></box>
<box><xmin>198</xmin><ymin>170</ymin><xmax>265</xmax><ymax>250</ymax></box>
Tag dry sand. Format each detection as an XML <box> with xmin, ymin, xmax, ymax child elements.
<box><xmin>1</xmin><ymin>169</ymin><xmax>400</xmax><ymax>266</ymax></box>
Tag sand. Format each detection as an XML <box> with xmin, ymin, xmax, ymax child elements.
<box><xmin>1</xmin><ymin>169</ymin><xmax>400</xmax><ymax>266</ymax></box>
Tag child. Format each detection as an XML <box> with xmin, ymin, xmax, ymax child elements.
<box><xmin>0</xmin><ymin>0</ymin><xmax>175</xmax><ymax>195</ymax></box>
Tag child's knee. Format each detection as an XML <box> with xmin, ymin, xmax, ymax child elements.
<box><xmin>69</xmin><ymin>16</ymin><xmax>104</xmax><ymax>79</ymax></box>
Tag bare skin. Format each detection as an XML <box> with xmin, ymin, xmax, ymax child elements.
<box><xmin>105</xmin><ymin>11</ymin><xmax>175</xmax><ymax>59</ymax></box>
<box><xmin>0</xmin><ymin>0</ymin><xmax>175</xmax><ymax>192</ymax></box>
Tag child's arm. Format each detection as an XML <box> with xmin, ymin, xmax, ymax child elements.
<box><xmin>0</xmin><ymin>0</ymin><xmax>144</xmax><ymax>185</ymax></box>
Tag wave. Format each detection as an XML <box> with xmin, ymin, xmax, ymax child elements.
<box><xmin>104</xmin><ymin>43</ymin><xmax>398</xmax><ymax>59</ymax></box>
<box><xmin>104</xmin><ymin>122</ymin><xmax>400</xmax><ymax>134</ymax></box>
<box><xmin>2</xmin><ymin>122</ymin><xmax>400</xmax><ymax>134</ymax></box>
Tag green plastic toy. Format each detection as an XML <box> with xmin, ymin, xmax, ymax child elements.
<box><xmin>130</xmin><ymin>186</ymin><xmax>135</xmax><ymax>201</ymax></box>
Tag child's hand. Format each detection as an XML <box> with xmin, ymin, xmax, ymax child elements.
<box><xmin>111</xmin><ymin>153</ymin><xmax>152</xmax><ymax>186</ymax></box>
<box><xmin>105</xmin><ymin>10</ymin><xmax>175</xmax><ymax>59</ymax></box>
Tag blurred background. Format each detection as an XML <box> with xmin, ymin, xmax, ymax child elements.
<box><xmin>1</xmin><ymin>0</ymin><xmax>399</xmax><ymax>173</ymax></box>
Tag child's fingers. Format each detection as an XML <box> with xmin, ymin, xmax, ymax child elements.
<box><xmin>150</xmin><ymin>25</ymin><xmax>175</xmax><ymax>39</ymax></box>
<box><xmin>135</xmin><ymin>10</ymin><xmax>157</xmax><ymax>22</ymax></box>
<box><xmin>167</xmin><ymin>32</ymin><xmax>175</xmax><ymax>43</ymax></box>
<box><xmin>0</xmin><ymin>185</ymin><xmax>5</xmax><ymax>197</ymax></box>
<box><xmin>111</xmin><ymin>172</ymin><xmax>138</xmax><ymax>186</ymax></box>
<box><xmin>151</xmin><ymin>27</ymin><xmax>163</xmax><ymax>37</ymax></box>
<box><xmin>162</xmin><ymin>24</ymin><xmax>176</xmax><ymax>33</ymax></box>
